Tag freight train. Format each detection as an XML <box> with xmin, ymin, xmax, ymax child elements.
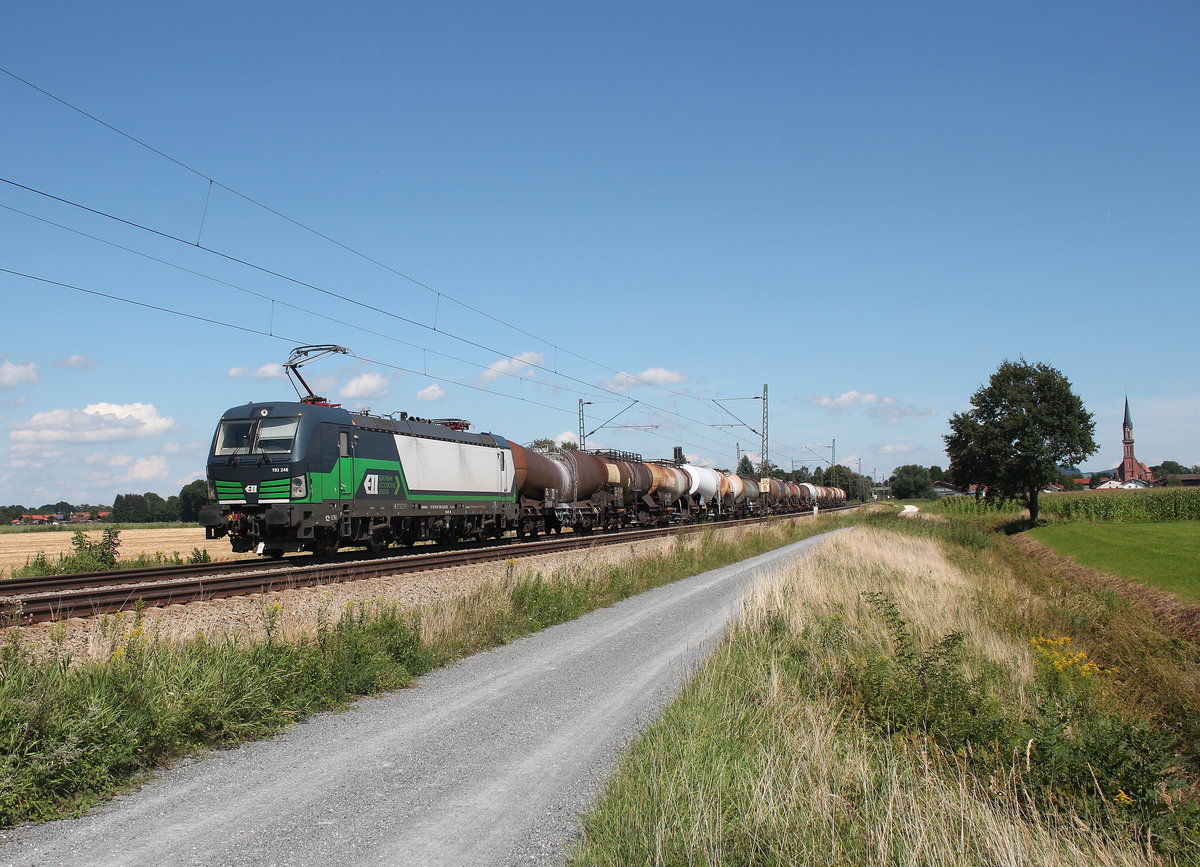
<box><xmin>198</xmin><ymin>400</ymin><xmax>846</xmax><ymax>557</ymax></box>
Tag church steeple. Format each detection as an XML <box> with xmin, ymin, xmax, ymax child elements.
<box><xmin>1116</xmin><ymin>395</ymin><xmax>1151</xmax><ymax>483</ymax></box>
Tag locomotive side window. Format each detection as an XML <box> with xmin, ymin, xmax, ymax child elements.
<box><xmin>214</xmin><ymin>420</ymin><xmax>256</xmax><ymax>455</ymax></box>
<box><xmin>339</xmin><ymin>431</ymin><xmax>350</xmax><ymax>457</ymax></box>
<box><xmin>257</xmin><ymin>418</ymin><xmax>299</xmax><ymax>453</ymax></box>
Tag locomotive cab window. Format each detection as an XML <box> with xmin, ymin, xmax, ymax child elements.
<box><xmin>214</xmin><ymin>420</ymin><xmax>256</xmax><ymax>455</ymax></box>
<box><xmin>257</xmin><ymin>418</ymin><xmax>299</xmax><ymax>453</ymax></box>
<box><xmin>213</xmin><ymin>417</ymin><xmax>299</xmax><ymax>455</ymax></box>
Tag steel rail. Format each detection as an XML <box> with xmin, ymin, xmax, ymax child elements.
<box><xmin>2</xmin><ymin>508</ymin><xmax>856</xmax><ymax>626</ymax></box>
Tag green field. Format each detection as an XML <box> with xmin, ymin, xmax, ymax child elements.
<box><xmin>1027</xmin><ymin>521</ymin><xmax>1200</xmax><ymax>601</ymax></box>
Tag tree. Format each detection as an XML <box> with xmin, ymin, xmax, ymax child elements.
<box><xmin>736</xmin><ymin>454</ymin><xmax>756</xmax><ymax>477</ymax></box>
<box><xmin>111</xmin><ymin>493</ymin><xmax>148</xmax><ymax>523</ymax></box>
<box><xmin>889</xmin><ymin>465</ymin><xmax>935</xmax><ymax>500</ymax></box>
<box><xmin>178</xmin><ymin>480</ymin><xmax>209</xmax><ymax>521</ymax></box>
<box><xmin>757</xmin><ymin>459</ymin><xmax>781</xmax><ymax>478</ymax></box>
<box><xmin>944</xmin><ymin>359</ymin><xmax>1096</xmax><ymax>522</ymax></box>
<box><xmin>527</xmin><ymin>437</ymin><xmax>577</xmax><ymax>454</ymax></box>
<box><xmin>928</xmin><ymin>465</ymin><xmax>947</xmax><ymax>482</ymax></box>
<box><xmin>1152</xmin><ymin>460</ymin><xmax>1190</xmax><ymax>479</ymax></box>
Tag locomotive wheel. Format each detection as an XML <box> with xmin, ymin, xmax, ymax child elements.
<box><xmin>366</xmin><ymin>534</ymin><xmax>390</xmax><ymax>555</ymax></box>
<box><xmin>313</xmin><ymin>529</ymin><xmax>340</xmax><ymax>557</ymax></box>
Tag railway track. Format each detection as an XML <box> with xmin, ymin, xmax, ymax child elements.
<box><xmin>0</xmin><ymin>509</ymin><xmax>855</xmax><ymax>626</ymax></box>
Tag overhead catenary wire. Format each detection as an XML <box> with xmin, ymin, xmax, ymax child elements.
<box><xmin>0</xmin><ymin>175</ymin><xmax>744</xmax><ymax>454</ymax></box>
<box><xmin>0</xmin><ymin>64</ymin><xmax>710</xmax><ymax>402</ymax></box>
<box><xmin>0</xmin><ymin>201</ymin><xmax>614</xmax><ymax>401</ymax></box>
<box><xmin>0</xmin><ymin>266</ymin><xmax>736</xmax><ymax>458</ymax></box>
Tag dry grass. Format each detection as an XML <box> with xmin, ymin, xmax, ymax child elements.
<box><xmin>572</xmin><ymin>527</ymin><xmax>1182</xmax><ymax>866</ymax></box>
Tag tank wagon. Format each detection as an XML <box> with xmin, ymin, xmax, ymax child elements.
<box><xmin>198</xmin><ymin>347</ymin><xmax>846</xmax><ymax>557</ymax></box>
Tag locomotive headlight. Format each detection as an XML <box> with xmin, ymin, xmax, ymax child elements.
<box><xmin>290</xmin><ymin>474</ymin><xmax>308</xmax><ymax>499</ymax></box>
<box><xmin>206</xmin><ymin>480</ymin><xmax>216</xmax><ymax>501</ymax></box>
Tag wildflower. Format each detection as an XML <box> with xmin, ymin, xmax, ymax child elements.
<box><xmin>1113</xmin><ymin>789</ymin><xmax>1135</xmax><ymax>806</ymax></box>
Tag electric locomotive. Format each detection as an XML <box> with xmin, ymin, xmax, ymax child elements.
<box><xmin>198</xmin><ymin>401</ymin><xmax>518</xmax><ymax>557</ymax></box>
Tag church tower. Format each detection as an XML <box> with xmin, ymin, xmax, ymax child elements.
<box><xmin>1116</xmin><ymin>396</ymin><xmax>1152</xmax><ymax>482</ymax></box>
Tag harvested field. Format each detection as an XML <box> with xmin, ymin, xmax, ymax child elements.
<box><xmin>0</xmin><ymin>527</ymin><xmax>238</xmax><ymax>575</ymax></box>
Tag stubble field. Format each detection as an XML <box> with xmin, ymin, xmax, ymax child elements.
<box><xmin>0</xmin><ymin>527</ymin><xmax>237</xmax><ymax>575</ymax></box>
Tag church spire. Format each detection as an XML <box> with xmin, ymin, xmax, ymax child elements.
<box><xmin>1123</xmin><ymin>395</ymin><xmax>1132</xmax><ymax>430</ymax></box>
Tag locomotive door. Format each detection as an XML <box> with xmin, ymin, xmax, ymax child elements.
<box><xmin>323</xmin><ymin>425</ymin><xmax>354</xmax><ymax>501</ymax></box>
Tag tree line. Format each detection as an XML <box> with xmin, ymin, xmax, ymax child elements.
<box><xmin>1</xmin><ymin>480</ymin><xmax>210</xmax><ymax>525</ymax></box>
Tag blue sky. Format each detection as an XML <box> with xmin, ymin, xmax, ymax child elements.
<box><xmin>2</xmin><ymin>1</ymin><xmax>1196</xmax><ymax>506</ymax></box>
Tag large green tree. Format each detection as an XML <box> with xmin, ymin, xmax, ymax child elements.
<box><xmin>944</xmin><ymin>359</ymin><xmax>1096</xmax><ymax>522</ymax></box>
<box><xmin>889</xmin><ymin>464</ymin><xmax>935</xmax><ymax>500</ymax></box>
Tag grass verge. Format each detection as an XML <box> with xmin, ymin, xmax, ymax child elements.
<box><xmin>0</xmin><ymin>515</ymin><xmax>853</xmax><ymax>827</ymax></box>
<box><xmin>1026</xmin><ymin>522</ymin><xmax>1200</xmax><ymax>602</ymax></box>
<box><xmin>571</xmin><ymin>517</ymin><xmax>1200</xmax><ymax>866</ymax></box>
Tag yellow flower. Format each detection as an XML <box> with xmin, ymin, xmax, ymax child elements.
<box><xmin>1113</xmin><ymin>789</ymin><xmax>1134</xmax><ymax>806</ymax></box>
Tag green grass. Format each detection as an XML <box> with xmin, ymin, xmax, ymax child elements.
<box><xmin>1027</xmin><ymin>522</ymin><xmax>1200</xmax><ymax>601</ymax></box>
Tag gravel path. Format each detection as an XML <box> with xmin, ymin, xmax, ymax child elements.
<box><xmin>0</xmin><ymin>533</ymin><xmax>835</xmax><ymax>867</ymax></box>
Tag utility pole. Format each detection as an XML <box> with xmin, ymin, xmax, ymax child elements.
<box><xmin>831</xmin><ymin>438</ymin><xmax>836</xmax><ymax>470</ymax></box>
<box><xmin>578</xmin><ymin>400</ymin><xmax>591</xmax><ymax>450</ymax></box>
<box><xmin>736</xmin><ymin>443</ymin><xmax>741</xmax><ymax>466</ymax></box>
<box><xmin>761</xmin><ymin>383</ymin><xmax>768</xmax><ymax>473</ymax></box>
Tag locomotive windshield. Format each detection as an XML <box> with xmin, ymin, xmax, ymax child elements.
<box><xmin>214</xmin><ymin>417</ymin><xmax>299</xmax><ymax>455</ymax></box>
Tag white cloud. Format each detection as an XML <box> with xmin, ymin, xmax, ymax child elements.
<box><xmin>174</xmin><ymin>470</ymin><xmax>205</xmax><ymax>486</ymax></box>
<box><xmin>253</xmin><ymin>363</ymin><xmax>286</xmax><ymax>379</ymax></box>
<box><xmin>553</xmin><ymin>431</ymin><xmax>578</xmax><ymax>447</ymax></box>
<box><xmin>416</xmin><ymin>384</ymin><xmax>445</xmax><ymax>401</ymax></box>
<box><xmin>684</xmin><ymin>453</ymin><xmax>718</xmax><ymax>468</ymax></box>
<box><xmin>124</xmin><ymin>455</ymin><xmax>169</xmax><ymax>483</ymax></box>
<box><xmin>86</xmin><ymin>451</ymin><xmax>135</xmax><ymax>467</ymax></box>
<box><xmin>7</xmin><ymin>445</ymin><xmax>64</xmax><ymax>469</ymax></box>
<box><xmin>227</xmin><ymin>366</ymin><xmax>248</xmax><ymax>379</ymax></box>
<box><xmin>878</xmin><ymin>442</ymin><xmax>917</xmax><ymax>455</ymax></box>
<box><xmin>309</xmin><ymin>375</ymin><xmax>339</xmax><ymax>395</ymax></box>
<box><xmin>340</xmin><ymin>373</ymin><xmax>389</xmax><ymax>400</ymax></box>
<box><xmin>602</xmin><ymin>367</ymin><xmax>688</xmax><ymax>392</ymax></box>
<box><xmin>9</xmin><ymin>402</ymin><xmax>176</xmax><ymax>443</ymax></box>
<box><xmin>478</xmin><ymin>351</ymin><xmax>544</xmax><ymax>386</ymax></box>
<box><xmin>0</xmin><ymin>361</ymin><xmax>39</xmax><ymax>390</ymax></box>
<box><xmin>162</xmin><ymin>440</ymin><xmax>207</xmax><ymax>454</ymax></box>
<box><xmin>809</xmin><ymin>390</ymin><xmax>897</xmax><ymax>409</ymax></box>
<box><xmin>56</xmin><ymin>354</ymin><xmax>93</xmax><ymax>368</ymax></box>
